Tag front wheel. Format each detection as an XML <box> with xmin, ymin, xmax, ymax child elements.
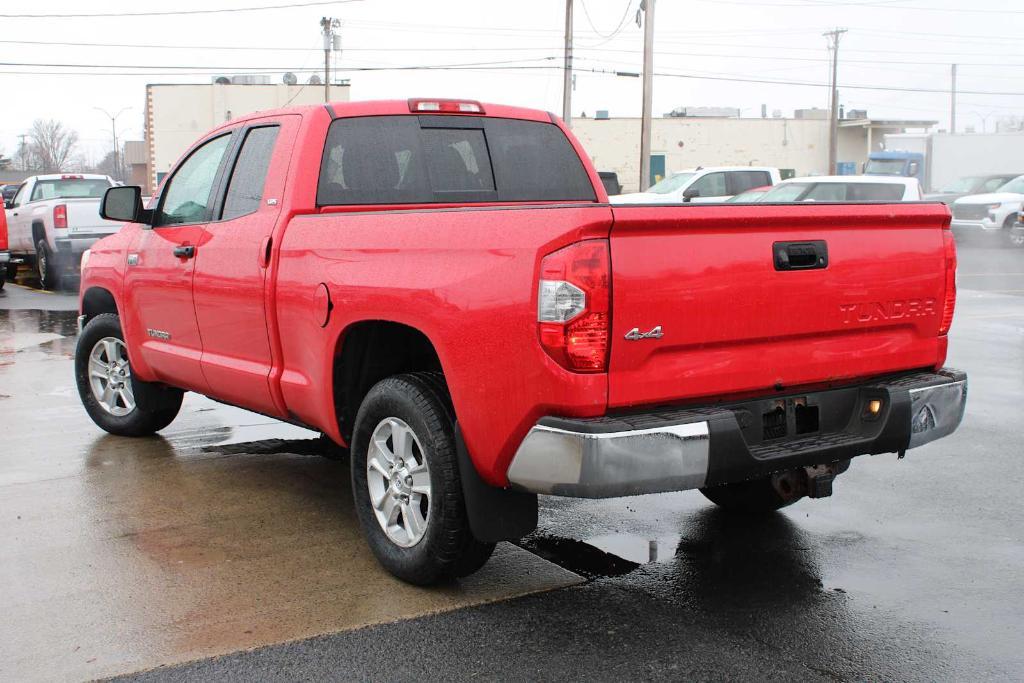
<box><xmin>75</xmin><ymin>313</ymin><xmax>183</xmax><ymax>436</ymax></box>
<box><xmin>351</xmin><ymin>372</ymin><xmax>495</xmax><ymax>585</ymax></box>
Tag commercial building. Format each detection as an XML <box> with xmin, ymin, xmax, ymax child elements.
<box><xmin>571</xmin><ymin>113</ymin><xmax>936</xmax><ymax>193</ymax></box>
<box><xmin>143</xmin><ymin>81</ymin><xmax>350</xmax><ymax>193</ymax></box>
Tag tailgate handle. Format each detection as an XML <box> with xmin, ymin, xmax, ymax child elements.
<box><xmin>774</xmin><ymin>240</ymin><xmax>828</xmax><ymax>271</ymax></box>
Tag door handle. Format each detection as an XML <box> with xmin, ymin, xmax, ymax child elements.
<box><xmin>173</xmin><ymin>245</ymin><xmax>196</xmax><ymax>259</ymax></box>
<box><xmin>774</xmin><ymin>240</ymin><xmax>828</xmax><ymax>271</ymax></box>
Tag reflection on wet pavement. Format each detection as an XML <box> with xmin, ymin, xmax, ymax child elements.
<box><xmin>0</xmin><ymin>300</ymin><xmax>582</xmax><ymax>682</ymax></box>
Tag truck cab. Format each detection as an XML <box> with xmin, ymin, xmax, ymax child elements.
<box><xmin>865</xmin><ymin>151</ymin><xmax>926</xmax><ymax>187</ymax></box>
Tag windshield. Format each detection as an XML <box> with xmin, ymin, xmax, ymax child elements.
<box><xmin>728</xmin><ymin>188</ymin><xmax>768</xmax><ymax>203</ymax></box>
<box><xmin>996</xmin><ymin>176</ymin><xmax>1024</xmax><ymax>194</ymax></box>
<box><xmin>940</xmin><ymin>176</ymin><xmax>983</xmax><ymax>193</ymax></box>
<box><xmin>760</xmin><ymin>183</ymin><xmax>811</xmax><ymax>202</ymax></box>
<box><xmin>646</xmin><ymin>173</ymin><xmax>696</xmax><ymax>195</ymax></box>
<box><xmin>864</xmin><ymin>159</ymin><xmax>907</xmax><ymax>175</ymax></box>
<box><xmin>29</xmin><ymin>178</ymin><xmax>112</xmax><ymax>202</ymax></box>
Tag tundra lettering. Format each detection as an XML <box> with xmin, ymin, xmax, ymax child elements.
<box><xmin>74</xmin><ymin>98</ymin><xmax>966</xmax><ymax>585</ymax></box>
<box><xmin>839</xmin><ymin>298</ymin><xmax>938</xmax><ymax>324</ymax></box>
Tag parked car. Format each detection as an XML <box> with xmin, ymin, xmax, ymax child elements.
<box><xmin>0</xmin><ymin>201</ymin><xmax>9</xmax><ymax>289</ymax></box>
<box><xmin>611</xmin><ymin>166</ymin><xmax>782</xmax><ymax>204</ymax></box>
<box><xmin>950</xmin><ymin>174</ymin><xmax>1024</xmax><ymax>247</ymax></box>
<box><xmin>1</xmin><ymin>184</ymin><xmax>20</xmax><ymax>206</ymax></box>
<box><xmin>4</xmin><ymin>173</ymin><xmax>121</xmax><ymax>289</ymax></box>
<box><xmin>759</xmin><ymin>175</ymin><xmax>922</xmax><ymax>202</ymax></box>
<box><xmin>75</xmin><ymin>98</ymin><xmax>965</xmax><ymax>585</ymax></box>
<box><xmin>727</xmin><ymin>185</ymin><xmax>772</xmax><ymax>203</ymax></box>
<box><xmin>598</xmin><ymin>171</ymin><xmax>622</xmax><ymax>196</ymax></box>
<box><xmin>924</xmin><ymin>174</ymin><xmax>1022</xmax><ymax>205</ymax></box>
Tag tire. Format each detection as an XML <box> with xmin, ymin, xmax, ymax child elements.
<box><xmin>1003</xmin><ymin>215</ymin><xmax>1021</xmax><ymax>247</ymax></box>
<box><xmin>700</xmin><ymin>474</ymin><xmax>802</xmax><ymax>514</ymax></box>
<box><xmin>36</xmin><ymin>238</ymin><xmax>61</xmax><ymax>291</ymax></box>
<box><xmin>351</xmin><ymin>372</ymin><xmax>495</xmax><ymax>585</ymax></box>
<box><xmin>0</xmin><ymin>265</ymin><xmax>5</xmax><ymax>290</ymax></box>
<box><xmin>75</xmin><ymin>313</ymin><xmax>183</xmax><ymax>436</ymax></box>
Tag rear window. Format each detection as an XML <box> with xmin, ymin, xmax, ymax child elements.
<box><xmin>30</xmin><ymin>178</ymin><xmax>112</xmax><ymax>202</ymax></box>
<box><xmin>316</xmin><ymin>115</ymin><xmax>595</xmax><ymax>206</ymax></box>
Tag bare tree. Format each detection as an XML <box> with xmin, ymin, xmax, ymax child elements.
<box><xmin>28</xmin><ymin>119</ymin><xmax>79</xmax><ymax>173</ymax></box>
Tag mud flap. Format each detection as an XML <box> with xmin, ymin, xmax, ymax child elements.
<box><xmin>455</xmin><ymin>424</ymin><xmax>538</xmax><ymax>543</ymax></box>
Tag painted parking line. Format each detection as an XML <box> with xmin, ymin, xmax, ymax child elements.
<box><xmin>0</xmin><ymin>340</ymin><xmax>582</xmax><ymax>682</ymax></box>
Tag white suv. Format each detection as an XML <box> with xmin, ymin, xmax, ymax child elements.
<box><xmin>611</xmin><ymin>166</ymin><xmax>782</xmax><ymax>204</ymax></box>
<box><xmin>950</xmin><ymin>174</ymin><xmax>1024</xmax><ymax>247</ymax></box>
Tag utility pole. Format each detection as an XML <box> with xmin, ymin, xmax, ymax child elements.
<box><xmin>94</xmin><ymin>107</ymin><xmax>131</xmax><ymax>182</ymax></box>
<box><xmin>17</xmin><ymin>134</ymin><xmax>28</xmax><ymax>171</ymax></box>
<box><xmin>321</xmin><ymin>17</ymin><xmax>340</xmax><ymax>103</ymax></box>
<box><xmin>639</xmin><ymin>0</ymin><xmax>655</xmax><ymax>191</ymax></box>
<box><xmin>823</xmin><ymin>28</ymin><xmax>847</xmax><ymax>175</ymax></box>
<box><xmin>950</xmin><ymin>63</ymin><xmax>957</xmax><ymax>134</ymax></box>
<box><xmin>562</xmin><ymin>0</ymin><xmax>573</xmax><ymax>126</ymax></box>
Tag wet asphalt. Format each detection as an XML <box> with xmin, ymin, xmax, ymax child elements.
<box><xmin>1</xmin><ymin>245</ymin><xmax>1023</xmax><ymax>681</ymax></box>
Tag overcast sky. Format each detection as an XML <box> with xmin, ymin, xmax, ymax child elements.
<box><xmin>1</xmin><ymin>0</ymin><xmax>1022</xmax><ymax>164</ymax></box>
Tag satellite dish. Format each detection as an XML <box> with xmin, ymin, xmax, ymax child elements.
<box><xmin>308</xmin><ymin>74</ymin><xmax>322</xmax><ymax>85</ymax></box>
<box><xmin>283</xmin><ymin>72</ymin><xmax>298</xmax><ymax>86</ymax></box>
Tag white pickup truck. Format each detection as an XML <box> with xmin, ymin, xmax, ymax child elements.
<box><xmin>3</xmin><ymin>174</ymin><xmax>122</xmax><ymax>289</ymax></box>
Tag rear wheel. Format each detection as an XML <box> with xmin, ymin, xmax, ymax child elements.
<box><xmin>75</xmin><ymin>313</ymin><xmax>183</xmax><ymax>436</ymax></box>
<box><xmin>351</xmin><ymin>372</ymin><xmax>495</xmax><ymax>585</ymax></box>
<box><xmin>36</xmin><ymin>238</ymin><xmax>60</xmax><ymax>290</ymax></box>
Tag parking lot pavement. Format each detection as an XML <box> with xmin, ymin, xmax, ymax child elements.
<box><xmin>4</xmin><ymin>247</ymin><xmax>1024</xmax><ymax>681</ymax></box>
<box><xmin>0</xmin><ymin>285</ymin><xmax>582</xmax><ymax>682</ymax></box>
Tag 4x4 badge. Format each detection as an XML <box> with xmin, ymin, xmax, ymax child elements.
<box><xmin>625</xmin><ymin>326</ymin><xmax>663</xmax><ymax>341</ymax></box>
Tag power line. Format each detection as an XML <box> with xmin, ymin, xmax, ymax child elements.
<box><xmin>1</xmin><ymin>58</ymin><xmax>1021</xmax><ymax>99</ymax></box>
<box><xmin>0</xmin><ymin>1</ymin><xmax>363</xmax><ymax>19</ymax></box>
<box><xmin>3</xmin><ymin>38</ymin><xmax>1023</xmax><ymax>68</ymax></box>
<box><xmin>578</xmin><ymin>0</ymin><xmax>634</xmax><ymax>40</ymax></box>
<box><xmin>693</xmin><ymin>0</ymin><xmax>1024</xmax><ymax>13</ymax></box>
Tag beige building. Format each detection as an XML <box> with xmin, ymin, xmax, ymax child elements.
<box><xmin>144</xmin><ymin>82</ymin><xmax>350</xmax><ymax>194</ymax></box>
<box><xmin>571</xmin><ymin>115</ymin><xmax>936</xmax><ymax>193</ymax></box>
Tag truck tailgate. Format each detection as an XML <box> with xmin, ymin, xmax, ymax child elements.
<box><xmin>608</xmin><ymin>203</ymin><xmax>952</xmax><ymax>408</ymax></box>
<box><xmin>65</xmin><ymin>198</ymin><xmax>120</xmax><ymax>234</ymax></box>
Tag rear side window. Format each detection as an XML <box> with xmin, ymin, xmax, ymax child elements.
<box><xmin>729</xmin><ymin>170</ymin><xmax>771</xmax><ymax>194</ymax></box>
<box><xmin>316</xmin><ymin>115</ymin><xmax>595</xmax><ymax>206</ymax></box>
<box><xmin>222</xmin><ymin>126</ymin><xmax>280</xmax><ymax>220</ymax></box>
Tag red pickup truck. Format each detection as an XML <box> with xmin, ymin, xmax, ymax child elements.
<box><xmin>75</xmin><ymin>99</ymin><xmax>967</xmax><ymax>584</ymax></box>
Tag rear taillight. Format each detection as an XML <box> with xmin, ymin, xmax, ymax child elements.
<box><xmin>939</xmin><ymin>229</ymin><xmax>957</xmax><ymax>334</ymax></box>
<box><xmin>537</xmin><ymin>240</ymin><xmax>610</xmax><ymax>373</ymax></box>
<box><xmin>53</xmin><ymin>204</ymin><xmax>68</xmax><ymax>230</ymax></box>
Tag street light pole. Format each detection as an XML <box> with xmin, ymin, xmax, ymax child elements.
<box><xmin>321</xmin><ymin>17</ymin><xmax>341</xmax><ymax>103</ymax></box>
<box><xmin>94</xmin><ymin>107</ymin><xmax>131</xmax><ymax>182</ymax></box>
<box><xmin>639</xmin><ymin>0</ymin><xmax>655</xmax><ymax>191</ymax></box>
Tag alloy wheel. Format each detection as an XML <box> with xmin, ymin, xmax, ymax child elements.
<box><xmin>365</xmin><ymin>417</ymin><xmax>431</xmax><ymax>547</ymax></box>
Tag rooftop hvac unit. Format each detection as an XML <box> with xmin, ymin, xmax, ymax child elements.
<box><xmin>595</xmin><ymin>110</ymin><xmax>610</xmax><ymax>120</ymax></box>
<box><xmin>230</xmin><ymin>74</ymin><xmax>271</xmax><ymax>85</ymax></box>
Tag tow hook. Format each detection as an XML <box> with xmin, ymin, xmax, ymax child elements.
<box><xmin>803</xmin><ymin>464</ymin><xmax>836</xmax><ymax>498</ymax></box>
<box><xmin>770</xmin><ymin>460</ymin><xmax>850</xmax><ymax>501</ymax></box>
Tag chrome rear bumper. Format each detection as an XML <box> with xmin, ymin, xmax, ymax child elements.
<box><xmin>506</xmin><ymin>369</ymin><xmax>967</xmax><ymax>499</ymax></box>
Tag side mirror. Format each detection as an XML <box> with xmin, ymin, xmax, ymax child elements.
<box><xmin>908</xmin><ymin>162</ymin><xmax>920</xmax><ymax>176</ymax></box>
<box><xmin>682</xmin><ymin>188</ymin><xmax>700</xmax><ymax>202</ymax></box>
<box><xmin>100</xmin><ymin>185</ymin><xmax>152</xmax><ymax>224</ymax></box>
<box><xmin>4</xmin><ymin>200</ymin><xmax>12</xmax><ymax>210</ymax></box>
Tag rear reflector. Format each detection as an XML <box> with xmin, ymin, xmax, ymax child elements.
<box><xmin>408</xmin><ymin>98</ymin><xmax>484</xmax><ymax>114</ymax></box>
<box><xmin>939</xmin><ymin>230</ymin><xmax>957</xmax><ymax>334</ymax></box>
<box><xmin>538</xmin><ymin>240</ymin><xmax>610</xmax><ymax>373</ymax></box>
<box><xmin>53</xmin><ymin>204</ymin><xmax>68</xmax><ymax>230</ymax></box>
